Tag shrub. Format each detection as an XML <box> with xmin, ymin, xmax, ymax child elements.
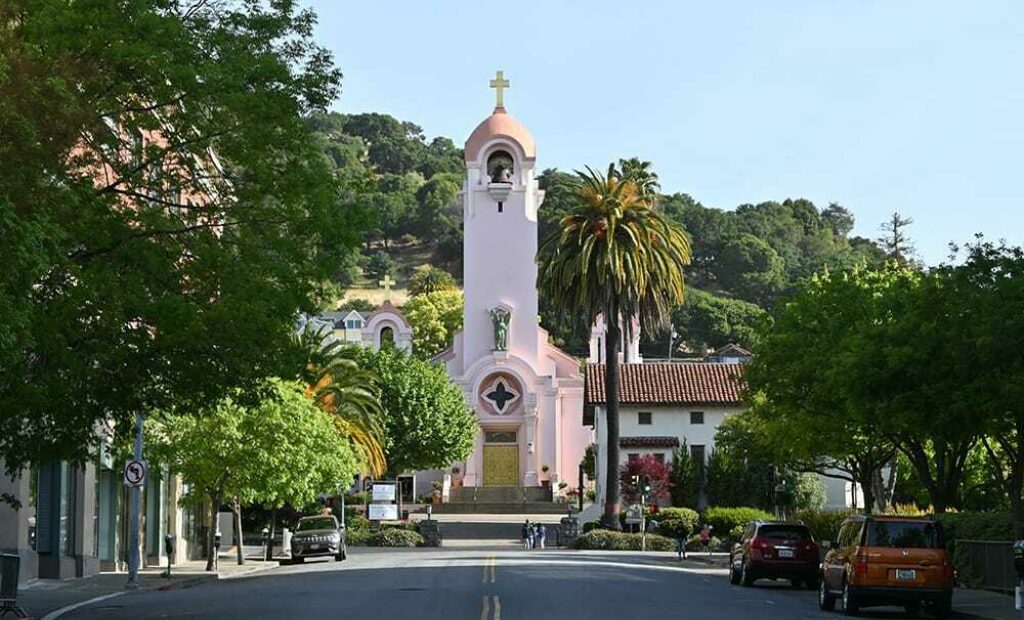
<box><xmin>582</xmin><ymin>521</ymin><xmax>601</xmax><ymax>534</ymax></box>
<box><xmin>346</xmin><ymin>528</ymin><xmax>373</xmax><ymax>546</ymax></box>
<box><xmin>370</xmin><ymin>528</ymin><xmax>424</xmax><ymax>547</ymax></box>
<box><xmin>936</xmin><ymin>512</ymin><xmax>1015</xmax><ymax>589</ymax></box>
<box><xmin>571</xmin><ymin>530</ymin><xmax>675</xmax><ymax>552</ymax></box>
<box><xmin>702</xmin><ymin>506</ymin><xmax>774</xmax><ymax>539</ymax></box>
<box><xmin>345</xmin><ymin>514</ymin><xmax>371</xmax><ymax>531</ymax></box>
<box><xmin>655</xmin><ymin>507</ymin><xmax>700</xmax><ymax>538</ymax></box>
<box><xmin>792</xmin><ymin>508</ymin><xmax>855</xmax><ymax>542</ymax></box>
<box><xmin>344</xmin><ymin>492</ymin><xmax>368</xmax><ymax>505</ymax></box>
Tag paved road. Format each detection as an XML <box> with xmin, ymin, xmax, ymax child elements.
<box><xmin>62</xmin><ymin>549</ymin><xmax>958</xmax><ymax>619</ymax></box>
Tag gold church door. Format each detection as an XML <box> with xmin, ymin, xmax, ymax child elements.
<box><xmin>482</xmin><ymin>445</ymin><xmax>519</xmax><ymax>486</ymax></box>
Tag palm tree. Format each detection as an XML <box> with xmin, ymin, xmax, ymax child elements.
<box><xmin>294</xmin><ymin>322</ymin><xmax>387</xmax><ymax>477</ymax></box>
<box><xmin>539</xmin><ymin>165</ymin><xmax>690</xmax><ymax>529</ymax></box>
<box><xmin>616</xmin><ymin>158</ymin><xmax>661</xmax><ymax>204</ymax></box>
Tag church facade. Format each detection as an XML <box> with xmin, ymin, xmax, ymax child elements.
<box><xmin>436</xmin><ymin>76</ymin><xmax>590</xmax><ymax>490</ymax></box>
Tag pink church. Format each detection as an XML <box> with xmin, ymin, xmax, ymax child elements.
<box><xmin>435</xmin><ymin>76</ymin><xmax>591</xmax><ymax>490</ymax></box>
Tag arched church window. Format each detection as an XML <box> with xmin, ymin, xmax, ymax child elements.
<box><xmin>380</xmin><ymin>326</ymin><xmax>395</xmax><ymax>348</ymax></box>
<box><xmin>486</xmin><ymin>150</ymin><xmax>514</xmax><ymax>184</ymax></box>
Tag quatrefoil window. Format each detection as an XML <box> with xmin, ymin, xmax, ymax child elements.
<box><xmin>483</xmin><ymin>378</ymin><xmax>520</xmax><ymax>415</ymax></box>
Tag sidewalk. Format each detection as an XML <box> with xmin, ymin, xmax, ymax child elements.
<box><xmin>14</xmin><ymin>549</ymin><xmax>278</xmax><ymax>620</ymax></box>
<box><xmin>955</xmin><ymin>588</ymin><xmax>1018</xmax><ymax>620</ymax></box>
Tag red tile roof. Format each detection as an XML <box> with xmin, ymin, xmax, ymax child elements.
<box><xmin>585</xmin><ymin>363</ymin><xmax>745</xmax><ymax>406</ymax></box>
<box><xmin>619</xmin><ymin>436</ymin><xmax>680</xmax><ymax>448</ymax></box>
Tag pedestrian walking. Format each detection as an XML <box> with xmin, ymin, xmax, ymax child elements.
<box><xmin>522</xmin><ymin>520</ymin><xmax>533</xmax><ymax>550</ymax></box>
<box><xmin>538</xmin><ymin>523</ymin><xmax>547</xmax><ymax>549</ymax></box>
<box><xmin>699</xmin><ymin>524</ymin><xmax>713</xmax><ymax>556</ymax></box>
<box><xmin>675</xmin><ymin>521</ymin><xmax>691</xmax><ymax>560</ymax></box>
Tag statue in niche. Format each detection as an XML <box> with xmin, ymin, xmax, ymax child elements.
<box><xmin>490</xmin><ymin>307</ymin><xmax>511</xmax><ymax>351</ymax></box>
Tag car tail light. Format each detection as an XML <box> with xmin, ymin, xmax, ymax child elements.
<box><xmin>750</xmin><ymin>537</ymin><xmax>769</xmax><ymax>551</ymax></box>
<box><xmin>855</xmin><ymin>553</ymin><xmax>869</xmax><ymax>576</ymax></box>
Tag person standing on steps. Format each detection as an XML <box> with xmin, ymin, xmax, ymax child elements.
<box><xmin>537</xmin><ymin>523</ymin><xmax>547</xmax><ymax>550</ymax></box>
<box><xmin>522</xmin><ymin>520</ymin><xmax>533</xmax><ymax>550</ymax></box>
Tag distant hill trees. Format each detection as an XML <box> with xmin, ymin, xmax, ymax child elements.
<box><xmin>305</xmin><ymin>112</ymin><xmax>888</xmax><ymax>358</ymax></box>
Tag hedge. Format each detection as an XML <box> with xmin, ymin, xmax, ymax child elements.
<box><xmin>654</xmin><ymin>507</ymin><xmax>700</xmax><ymax>538</ymax></box>
<box><xmin>369</xmin><ymin>528</ymin><xmax>425</xmax><ymax>547</ymax></box>
<box><xmin>793</xmin><ymin>508</ymin><xmax>855</xmax><ymax>542</ymax></box>
<box><xmin>703</xmin><ymin>507</ymin><xmax>774</xmax><ymax>539</ymax></box>
<box><xmin>571</xmin><ymin>530</ymin><xmax>675</xmax><ymax>551</ymax></box>
<box><xmin>936</xmin><ymin>512</ymin><xmax>1015</xmax><ymax>589</ymax></box>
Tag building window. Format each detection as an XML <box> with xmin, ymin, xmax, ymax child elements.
<box><xmin>627</xmin><ymin>453</ymin><xmax>640</xmax><ymax>461</ymax></box>
<box><xmin>690</xmin><ymin>411</ymin><xmax>705</xmax><ymax>425</ymax></box>
<box><xmin>638</xmin><ymin>411</ymin><xmax>652</xmax><ymax>425</ymax></box>
<box><xmin>690</xmin><ymin>444</ymin><xmax>705</xmax><ymax>464</ymax></box>
<box><xmin>345</xmin><ymin>319</ymin><xmax>362</xmax><ymax>330</ymax></box>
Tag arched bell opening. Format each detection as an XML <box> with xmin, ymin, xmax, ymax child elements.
<box><xmin>486</xmin><ymin>150</ymin><xmax>514</xmax><ymax>184</ymax></box>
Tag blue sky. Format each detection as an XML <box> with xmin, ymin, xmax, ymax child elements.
<box><xmin>305</xmin><ymin>1</ymin><xmax>1023</xmax><ymax>265</ymax></box>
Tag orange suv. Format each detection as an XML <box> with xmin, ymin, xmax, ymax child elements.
<box><xmin>819</xmin><ymin>515</ymin><xmax>954</xmax><ymax>617</ymax></box>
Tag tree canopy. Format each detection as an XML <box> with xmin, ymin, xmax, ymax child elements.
<box><xmin>0</xmin><ymin>0</ymin><xmax>365</xmax><ymax>469</ymax></box>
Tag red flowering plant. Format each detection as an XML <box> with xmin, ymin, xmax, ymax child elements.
<box><xmin>618</xmin><ymin>455</ymin><xmax>673</xmax><ymax>505</ymax></box>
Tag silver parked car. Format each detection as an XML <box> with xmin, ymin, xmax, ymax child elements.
<box><xmin>288</xmin><ymin>515</ymin><xmax>346</xmax><ymax>564</ymax></box>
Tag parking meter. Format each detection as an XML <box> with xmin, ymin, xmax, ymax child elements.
<box><xmin>262</xmin><ymin>527</ymin><xmax>272</xmax><ymax>561</ymax></box>
<box><xmin>213</xmin><ymin>530</ymin><xmax>222</xmax><ymax>571</ymax></box>
<box><xmin>162</xmin><ymin>534</ymin><xmax>176</xmax><ymax>577</ymax></box>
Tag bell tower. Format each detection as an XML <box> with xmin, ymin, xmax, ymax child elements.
<box><xmin>460</xmin><ymin>71</ymin><xmax>545</xmax><ymax>365</ymax></box>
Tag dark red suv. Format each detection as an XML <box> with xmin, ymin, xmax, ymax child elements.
<box><xmin>730</xmin><ymin>521</ymin><xmax>820</xmax><ymax>588</ymax></box>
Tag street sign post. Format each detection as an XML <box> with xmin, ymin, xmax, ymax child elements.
<box><xmin>123</xmin><ymin>459</ymin><xmax>147</xmax><ymax>487</ymax></box>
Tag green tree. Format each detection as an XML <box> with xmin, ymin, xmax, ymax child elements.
<box><xmin>354</xmin><ymin>347</ymin><xmax>476</xmax><ymax>475</ymax></box>
<box><xmin>539</xmin><ymin>164</ymin><xmax>691</xmax><ymax>528</ymax></box>
<box><xmin>407</xmin><ymin>265</ymin><xmax>457</xmax><ymax>296</ymax></box>
<box><xmin>366</xmin><ymin>251</ymin><xmax>397</xmax><ymax>281</ymax></box>
<box><xmin>149</xmin><ymin>380</ymin><xmax>360</xmax><ymax>570</ymax></box>
<box><xmin>744</xmin><ymin>266</ymin><xmax>903</xmax><ymax>512</ymax></box>
<box><xmin>717</xmin><ymin>234</ymin><xmax>787</xmax><ymax>306</ymax></box>
<box><xmin>671</xmin><ymin>288</ymin><xmax>765</xmax><ymax>353</ymax></box>
<box><xmin>669</xmin><ymin>442</ymin><xmax>700</xmax><ymax>509</ymax></box>
<box><xmin>0</xmin><ymin>0</ymin><xmax>363</xmax><ymax>469</ymax></box>
<box><xmin>402</xmin><ymin>289</ymin><xmax>464</xmax><ymax>359</ymax></box>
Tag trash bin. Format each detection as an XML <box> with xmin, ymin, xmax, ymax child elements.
<box><xmin>0</xmin><ymin>554</ymin><xmax>28</xmax><ymax>618</ymax></box>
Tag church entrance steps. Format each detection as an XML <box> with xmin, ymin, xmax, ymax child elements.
<box><xmin>408</xmin><ymin>513</ymin><xmax>565</xmax><ymax>546</ymax></box>
<box><xmin>428</xmin><ymin>502</ymin><xmax>568</xmax><ymax>514</ymax></box>
<box><xmin>449</xmin><ymin>485</ymin><xmax>552</xmax><ymax>504</ymax></box>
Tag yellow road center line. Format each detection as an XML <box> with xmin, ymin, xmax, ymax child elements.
<box><xmin>493</xmin><ymin>595</ymin><xmax>501</xmax><ymax>620</ymax></box>
<box><xmin>489</xmin><ymin>556</ymin><xmax>497</xmax><ymax>583</ymax></box>
<box><xmin>480</xmin><ymin>594</ymin><xmax>490</xmax><ymax>620</ymax></box>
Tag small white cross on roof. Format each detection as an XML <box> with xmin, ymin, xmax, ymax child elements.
<box><xmin>379</xmin><ymin>274</ymin><xmax>396</xmax><ymax>297</ymax></box>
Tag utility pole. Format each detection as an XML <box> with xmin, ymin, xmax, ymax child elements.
<box><xmin>126</xmin><ymin>412</ymin><xmax>144</xmax><ymax>590</ymax></box>
<box><xmin>577</xmin><ymin>464</ymin><xmax>584</xmax><ymax>514</ymax></box>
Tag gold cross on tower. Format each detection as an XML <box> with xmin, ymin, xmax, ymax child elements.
<box><xmin>489</xmin><ymin>70</ymin><xmax>510</xmax><ymax>109</ymax></box>
<box><xmin>378</xmin><ymin>274</ymin><xmax>396</xmax><ymax>298</ymax></box>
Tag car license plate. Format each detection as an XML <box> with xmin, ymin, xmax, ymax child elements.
<box><xmin>778</xmin><ymin>549</ymin><xmax>794</xmax><ymax>558</ymax></box>
<box><xmin>896</xmin><ymin>569</ymin><xmax>916</xmax><ymax>580</ymax></box>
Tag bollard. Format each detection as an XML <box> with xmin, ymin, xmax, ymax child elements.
<box><xmin>0</xmin><ymin>554</ymin><xmax>28</xmax><ymax>618</ymax></box>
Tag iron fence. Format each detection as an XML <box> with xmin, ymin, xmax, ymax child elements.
<box><xmin>956</xmin><ymin>539</ymin><xmax>1016</xmax><ymax>593</ymax></box>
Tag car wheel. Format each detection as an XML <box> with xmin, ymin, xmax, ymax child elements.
<box><xmin>337</xmin><ymin>545</ymin><xmax>347</xmax><ymax>562</ymax></box>
<box><xmin>741</xmin><ymin>562</ymin><xmax>755</xmax><ymax>587</ymax></box>
<box><xmin>842</xmin><ymin>580</ymin><xmax>859</xmax><ymax>616</ymax></box>
<box><xmin>729</xmin><ymin>563</ymin><xmax>741</xmax><ymax>585</ymax></box>
<box><xmin>819</xmin><ymin>577</ymin><xmax>836</xmax><ymax>611</ymax></box>
<box><xmin>904</xmin><ymin>602</ymin><xmax>920</xmax><ymax>617</ymax></box>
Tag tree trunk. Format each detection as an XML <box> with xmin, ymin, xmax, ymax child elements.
<box><xmin>601</xmin><ymin>306</ymin><xmax>623</xmax><ymax>531</ymax></box>
<box><xmin>234</xmin><ymin>497</ymin><xmax>245</xmax><ymax>566</ymax></box>
<box><xmin>205</xmin><ymin>492</ymin><xmax>220</xmax><ymax>572</ymax></box>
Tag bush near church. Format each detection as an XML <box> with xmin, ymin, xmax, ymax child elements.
<box><xmin>702</xmin><ymin>507</ymin><xmax>774</xmax><ymax>541</ymax></box>
<box><xmin>571</xmin><ymin>530</ymin><xmax>675</xmax><ymax>552</ymax></box>
<box><xmin>654</xmin><ymin>507</ymin><xmax>700</xmax><ymax>538</ymax></box>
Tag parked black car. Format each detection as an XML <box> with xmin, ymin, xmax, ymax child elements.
<box><xmin>730</xmin><ymin>521</ymin><xmax>820</xmax><ymax>589</ymax></box>
<box><xmin>288</xmin><ymin>515</ymin><xmax>346</xmax><ymax>564</ymax></box>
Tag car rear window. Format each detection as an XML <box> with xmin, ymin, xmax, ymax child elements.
<box><xmin>297</xmin><ymin>517</ymin><xmax>336</xmax><ymax>531</ymax></box>
<box><xmin>866</xmin><ymin>521</ymin><xmax>941</xmax><ymax>549</ymax></box>
<box><xmin>758</xmin><ymin>525</ymin><xmax>811</xmax><ymax>541</ymax></box>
